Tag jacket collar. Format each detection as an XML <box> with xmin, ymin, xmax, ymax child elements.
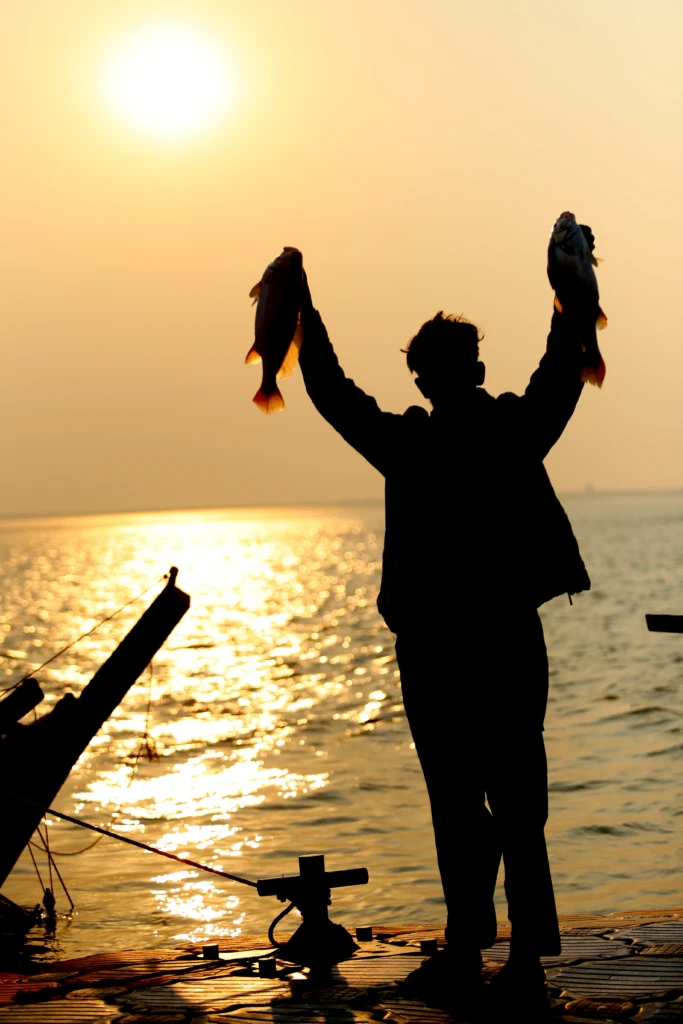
<box><xmin>429</xmin><ymin>387</ymin><xmax>493</xmax><ymax>422</ymax></box>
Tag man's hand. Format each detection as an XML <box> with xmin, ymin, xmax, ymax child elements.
<box><xmin>301</xmin><ymin>269</ymin><xmax>314</xmax><ymax>316</ymax></box>
<box><xmin>299</xmin><ymin>268</ymin><xmax>328</xmax><ymax>351</ymax></box>
<box><xmin>300</xmin><ymin>268</ymin><xmax>327</xmax><ymax>345</ymax></box>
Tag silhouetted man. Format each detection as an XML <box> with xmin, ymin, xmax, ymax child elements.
<box><xmin>298</xmin><ymin>255</ymin><xmax>591</xmax><ymax>1012</ymax></box>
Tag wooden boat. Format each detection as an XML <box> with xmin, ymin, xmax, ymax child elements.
<box><xmin>0</xmin><ymin>568</ymin><xmax>190</xmax><ymax>935</ymax></box>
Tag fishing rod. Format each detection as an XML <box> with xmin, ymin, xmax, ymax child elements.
<box><xmin>1</xmin><ymin>790</ymin><xmax>257</xmax><ymax>887</ymax></box>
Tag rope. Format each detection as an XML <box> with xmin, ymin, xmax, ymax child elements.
<box><xmin>0</xmin><ymin>573</ymin><xmax>168</xmax><ymax>697</ymax></box>
<box><xmin>47</xmin><ymin>661</ymin><xmax>157</xmax><ymax>857</ymax></box>
<box><xmin>42</xmin><ymin>821</ymin><xmax>54</xmax><ymax>894</ymax></box>
<box><xmin>141</xmin><ymin>658</ymin><xmax>159</xmax><ymax>762</ymax></box>
<box><xmin>268</xmin><ymin>901</ymin><xmax>295</xmax><ymax>948</ymax></box>
<box><xmin>5</xmin><ymin>791</ymin><xmax>258</xmax><ymax>888</ymax></box>
<box><xmin>27</xmin><ymin>841</ymin><xmax>45</xmax><ymax>892</ymax></box>
<box><xmin>29</xmin><ymin>834</ymin><xmax>74</xmax><ymax>911</ymax></box>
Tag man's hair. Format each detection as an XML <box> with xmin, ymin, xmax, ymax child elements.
<box><xmin>403</xmin><ymin>312</ymin><xmax>482</xmax><ymax>378</ymax></box>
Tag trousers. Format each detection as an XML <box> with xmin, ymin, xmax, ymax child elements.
<box><xmin>396</xmin><ymin>606</ymin><xmax>560</xmax><ymax>955</ymax></box>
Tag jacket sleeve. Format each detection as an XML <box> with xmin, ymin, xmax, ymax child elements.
<box><xmin>298</xmin><ymin>305</ymin><xmax>405</xmax><ymax>476</ymax></box>
<box><xmin>515</xmin><ymin>309</ymin><xmax>586</xmax><ymax>459</ymax></box>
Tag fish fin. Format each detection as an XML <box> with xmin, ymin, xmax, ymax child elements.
<box><xmin>596</xmin><ymin>309</ymin><xmax>608</xmax><ymax>330</ymax></box>
<box><xmin>249</xmin><ymin>281</ymin><xmax>262</xmax><ymax>305</ymax></box>
<box><xmin>554</xmin><ymin>295</ymin><xmax>564</xmax><ymax>313</ymax></box>
<box><xmin>245</xmin><ymin>345</ymin><xmax>262</xmax><ymax>365</ymax></box>
<box><xmin>594</xmin><ymin>256</ymin><xmax>604</xmax><ymax>264</ymax></box>
<box><xmin>276</xmin><ymin>317</ymin><xmax>304</xmax><ymax>379</ymax></box>
<box><xmin>581</xmin><ymin>358</ymin><xmax>606</xmax><ymax>388</ymax></box>
<box><xmin>253</xmin><ymin>386</ymin><xmax>285</xmax><ymax>414</ymax></box>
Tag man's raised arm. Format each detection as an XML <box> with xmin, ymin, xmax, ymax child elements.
<box><xmin>298</xmin><ymin>282</ymin><xmax>404</xmax><ymax>477</ymax></box>
<box><xmin>517</xmin><ymin>308</ymin><xmax>586</xmax><ymax>461</ymax></box>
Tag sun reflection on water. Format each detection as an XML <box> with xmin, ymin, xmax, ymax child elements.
<box><xmin>80</xmin><ymin>754</ymin><xmax>329</xmax><ymax>826</ymax></box>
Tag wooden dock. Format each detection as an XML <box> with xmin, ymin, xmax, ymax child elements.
<box><xmin>0</xmin><ymin>909</ymin><xmax>682</xmax><ymax>1022</ymax></box>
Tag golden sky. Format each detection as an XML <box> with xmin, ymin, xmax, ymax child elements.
<box><xmin>1</xmin><ymin>0</ymin><xmax>681</xmax><ymax>516</ymax></box>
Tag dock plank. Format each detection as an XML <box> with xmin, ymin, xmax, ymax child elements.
<box><xmin>635</xmin><ymin>1003</ymin><xmax>683</xmax><ymax>1022</ymax></box>
<box><xmin>554</xmin><ymin>958</ymin><xmax>683</xmax><ymax>1000</ymax></box>
<box><xmin>2</xmin><ymin>911</ymin><xmax>683</xmax><ymax>1022</ymax></box>
<box><xmin>376</xmin><ymin>998</ymin><xmax>459</xmax><ymax>1022</ymax></box>
<box><xmin>617</xmin><ymin>924</ymin><xmax>683</xmax><ymax>946</ymax></box>
<box><xmin>563</xmin><ymin>996</ymin><xmax>636</xmax><ymax>1017</ymax></box>
<box><xmin>122</xmin><ymin>977</ymin><xmax>284</xmax><ymax>1014</ymax></box>
<box><xmin>0</xmin><ymin>999</ymin><xmax>116</xmax><ymax>1022</ymax></box>
<box><xmin>482</xmin><ymin>935</ymin><xmax>635</xmax><ymax>966</ymax></box>
<box><xmin>218</xmin><ymin>1011</ymin><xmax>380</xmax><ymax>1023</ymax></box>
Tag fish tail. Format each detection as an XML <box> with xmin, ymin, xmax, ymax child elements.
<box><xmin>253</xmin><ymin>386</ymin><xmax>285</xmax><ymax>414</ymax></box>
<box><xmin>581</xmin><ymin>356</ymin><xmax>606</xmax><ymax>388</ymax></box>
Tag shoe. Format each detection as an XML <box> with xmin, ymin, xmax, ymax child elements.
<box><xmin>398</xmin><ymin>946</ymin><xmax>482</xmax><ymax>1012</ymax></box>
<box><xmin>481</xmin><ymin>959</ymin><xmax>549</xmax><ymax>1019</ymax></box>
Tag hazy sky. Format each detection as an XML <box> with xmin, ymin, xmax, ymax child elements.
<box><xmin>1</xmin><ymin>0</ymin><xmax>682</xmax><ymax>516</ymax></box>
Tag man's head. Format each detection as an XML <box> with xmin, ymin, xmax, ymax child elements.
<box><xmin>404</xmin><ymin>312</ymin><xmax>485</xmax><ymax>405</ymax></box>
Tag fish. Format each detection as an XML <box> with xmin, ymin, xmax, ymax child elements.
<box><xmin>245</xmin><ymin>247</ymin><xmax>304</xmax><ymax>413</ymax></box>
<box><xmin>547</xmin><ymin>211</ymin><xmax>607</xmax><ymax>387</ymax></box>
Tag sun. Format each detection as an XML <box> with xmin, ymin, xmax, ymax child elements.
<box><xmin>101</xmin><ymin>21</ymin><xmax>233</xmax><ymax>140</ymax></box>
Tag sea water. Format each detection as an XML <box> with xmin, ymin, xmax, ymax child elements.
<box><xmin>1</xmin><ymin>493</ymin><xmax>681</xmax><ymax>958</ymax></box>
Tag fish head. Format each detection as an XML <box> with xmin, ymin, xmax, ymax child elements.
<box><xmin>549</xmin><ymin>211</ymin><xmax>595</xmax><ymax>267</ymax></box>
<box><xmin>262</xmin><ymin>247</ymin><xmax>303</xmax><ymax>285</ymax></box>
<box><xmin>277</xmin><ymin>247</ymin><xmax>303</xmax><ymax>271</ymax></box>
<box><xmin>550</xmin><ymin>211</ymin><xmax>577</xmax><ymax>246</ymax></box>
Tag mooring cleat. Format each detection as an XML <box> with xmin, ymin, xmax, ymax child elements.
<box><xmin>257</xmin><ymin>854</ymin><xmax>368</xmax><ymax>969</ymax></box>
<box><xmin>277</xmin><ymin>918</ymin><xmax>359</xmax><ymax>970</ymax></box>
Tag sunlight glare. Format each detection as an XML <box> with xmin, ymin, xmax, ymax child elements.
<box><xmin>101</xmin><ymin>20</ymin><xmax>233</xmax><ymax>140</ymax></box>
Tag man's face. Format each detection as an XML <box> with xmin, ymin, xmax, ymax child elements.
<box><xmin>413</xmin><ymin>359</ymin><xmax>485</xmax><ymax>405</ymax></box>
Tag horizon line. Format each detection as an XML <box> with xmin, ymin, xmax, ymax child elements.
<box><xmin>0</xmin><ymin>486</ymin><xmax>681</xmax><ymax>525</ymax></box>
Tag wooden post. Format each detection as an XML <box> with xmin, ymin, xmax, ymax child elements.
<box><xmin>0</xmin><ymin>569</ymin><xmax>190</xmax><ymax>889</ymax></box>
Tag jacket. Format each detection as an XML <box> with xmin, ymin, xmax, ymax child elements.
<box><xmin>299</xmin><ymin>307</ymin><xmax>590</xmax><ymax>632</ymax></box>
